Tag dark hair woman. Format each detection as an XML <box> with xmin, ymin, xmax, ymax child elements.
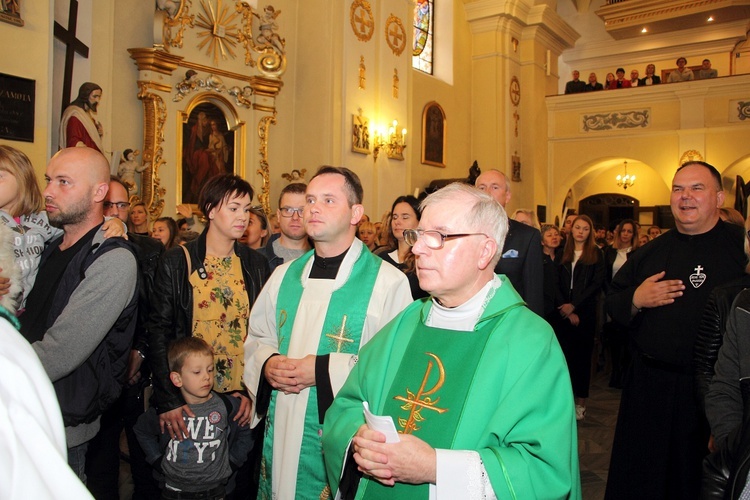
<box><xmin>152</xmin><ymin>216</ymin><xmax>179</xmax><ymax>250</ymax></box>
<box><xmin>375</xmin><ymin>195</ymin><xmax>428</xmax><ymax>300</ymax></box>
<box><xmin>555</xmin><ymin>214</ymin><xmax>605</xmax><ymax>421</ymax></box>
<box><xmin>147</xmin><ymin>174</ymin><xmax>271</xmax><ymax>494</ymax></box>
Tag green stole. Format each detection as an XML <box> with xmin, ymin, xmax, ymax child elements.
<box><xmin>360</xmin><ymin>304</ymin><xmax>518</xmax><ymax>499</ymax></box>
<box><xmin>260</xmin><ymin>248</ymin><xmax>382</xmax><ymax>500</ymax></box>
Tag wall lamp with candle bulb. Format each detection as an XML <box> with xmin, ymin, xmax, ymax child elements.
<box><xmin>372</xmin><ymin>119</ymin><xmax>407</xmax><ymax>161</ymax></box>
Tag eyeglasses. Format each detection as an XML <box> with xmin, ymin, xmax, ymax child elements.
<box><xmin>103</xmin><ymin>201</ymin><xmax>130</xmax><ymax>210</ymax></box>
<box><xmin>403</xmin><ymin>229</ymin><xmax>488</xmax><ymax>250</ymax></box>
<box><xmin>279</xmin><ymin>207</ymin><xmax>304</xmax><ymax>218</ymax></box>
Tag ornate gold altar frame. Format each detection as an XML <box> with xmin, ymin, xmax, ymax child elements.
<box><xmin>177</xmin><ymin>93</ymin><xmax>246</xmax><ymax>209</ymax></box>
<box><xmin>129</xmin><ymin>48</ymin><xmax>283</xmax><ymax>217</ymax></box>
<box><xmin>135</xmin><ymin>80</ymin><xmax>170</xmax><ymax>219</ymax></box>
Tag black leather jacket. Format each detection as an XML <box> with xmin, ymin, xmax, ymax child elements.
<box><xmin>557</xmin><ymin>247</ymin><xmax>605</xmax><ymax>316</ymax></box>
<box><xmin>694</xmin><ymin>275</ymin><xmax>750</xmax><ymax>415</ymax></box>
<box><xmin>702</xmin><ymin>289</ymin><xmax>750</xmax><ymax>499</ymax></box>
<box><xmin>147</xmin><ymin>230</ymin><xmax>270</xmax><ymax>413</ymax></box>
<box><xmin>128</xmin><ymin>233</ymin><xmax>164</xmax><ymax>356</ymax></box>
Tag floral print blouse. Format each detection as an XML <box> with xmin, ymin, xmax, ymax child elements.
<box><xmin>190</xmin><ymin>255</ymin><xmax>250</xmax><ymax>393</ymax></box>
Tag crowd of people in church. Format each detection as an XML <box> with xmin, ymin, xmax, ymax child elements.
<box><xmin>4</xmin><ymin>127</ymin><xmax>750</xmax><ymax>500</ymax></box>
<box><xmin>564</xmin><ymin>57</ymin><xmax>719</xmax><ymax>94</ymax></box>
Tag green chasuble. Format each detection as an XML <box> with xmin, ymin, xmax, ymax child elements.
<box><xmin>323</xmin><ymin>276</ymin><xmax>582</xmax><ymax>499</ymax></box>
<box><xmin>260</xmin><ymin>248</ymin><xmax>381</xmax><ymax>500</ymax></box>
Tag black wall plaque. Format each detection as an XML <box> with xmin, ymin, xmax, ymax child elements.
<box><xmin>0</xmin><ymin>73</ymin><xmax>35</xmax><ymax>142</ymax></box>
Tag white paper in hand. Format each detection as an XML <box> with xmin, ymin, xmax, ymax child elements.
<box><xmin>363</xmin><ymin>401</ymin><xmax>400</xmax><ymax>443</ymax></box>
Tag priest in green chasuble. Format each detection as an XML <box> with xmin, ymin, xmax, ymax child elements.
<box><xmin>243</xmin><ymin>166</ymin><xmax>412</xmax><ymax>499</ymax></box>
<box><xmin>323</xmin><ymin>183</ymin><xmax>581</xmax><ymax>499</ymax></box>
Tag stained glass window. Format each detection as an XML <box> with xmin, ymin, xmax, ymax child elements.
<box><xmin>412</xmin><ymin>0</ymin><xmax>433</xmax><ymax>74</ymax></box>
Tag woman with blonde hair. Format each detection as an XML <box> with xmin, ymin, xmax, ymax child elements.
<box><xmin>512</xmin><ymin>208</ymin><xmax>540</xmax><ymax>230</ymax></box>
<box><xmin>720</xmin><ymin>207</ymin><xmax>745</xmax><ymax>227</ymax></box>
<box><xmin>128</xmin><ymin>202</ymin><xmax>150</xmax><ymax>236</ymax></box>
<box><xmin>357</xmin><ymin>221</ymin><xmax>379</xmax><ymax>251</ymax></box>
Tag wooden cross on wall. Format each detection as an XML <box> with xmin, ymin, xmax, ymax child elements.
<box><xmin>54</xmin><ymin>0</ymin><xmax>89</xmax><ymax>110</ymax></box>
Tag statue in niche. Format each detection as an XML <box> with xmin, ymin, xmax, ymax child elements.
<box><xmin>393</xmin><ymin>69</ymin><xmax>399</xmax><ymax>99</ymax></box>
<box><xmin>155</xmin><ymin>0</ymin><xmax>180</xmax><ymax>18</ymax></box>
<box><xmin>117</xmin><ymin>149</ymin><xmax>147</xmax><ymax>196</ymax></box>
<box><xmin>256</xmin><ymin>5</ymin><xmax>285</xmax><ymax>53</ymax></box>
<box><xmin>359</xmin><ymin>56</ymin><xmax>366</xmax><ymax>90</ymax></box>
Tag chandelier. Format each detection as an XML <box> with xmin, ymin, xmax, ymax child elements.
<box><xmin>616</xmin><ymin>161</ymin><xmax>635</xmax><ymax>190</ymax></box>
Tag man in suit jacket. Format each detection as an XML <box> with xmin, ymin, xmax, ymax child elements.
<box><xmin>564</xmin><ymin>70</ymin><xmax>586</xmax><ymax>94</ymax></box>
<box><xmin>475</xmin><ymin>169</ymin><xmax>544</xmax><ymax>315</ymax></box>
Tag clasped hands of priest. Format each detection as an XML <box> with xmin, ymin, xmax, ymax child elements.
<box><xmin>264</xmin><ymin>354</ymin><xmax>317</xmax><ymax>394</ymax></box>
<box><xmin>351</xmin><ymin>425</ymin><xmax>437</xmax><ymax>486</ymax></box>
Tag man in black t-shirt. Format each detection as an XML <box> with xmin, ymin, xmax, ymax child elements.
<box><xmin>20</xmin><ymin>147</ymin><xmax>138</xmax><ymax>483</ymax></box>
<box><xmin>605</xmin><ymin>161</ymin><xmax>746</xmax><ymax>500</ymax></box>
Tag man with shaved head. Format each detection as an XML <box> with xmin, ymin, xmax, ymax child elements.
<box><xmin>20</xmin><ymin>147</ymin><xmax>138</xmax><ymax>483</ymax></box>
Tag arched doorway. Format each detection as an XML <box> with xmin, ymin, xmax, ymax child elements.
<box><xmin>579</xmin><ymin>193</ymin><xmax>638</xmax><ymax>231</ymax></box>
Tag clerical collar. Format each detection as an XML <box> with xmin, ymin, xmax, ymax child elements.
<box><xmin>309</xmin><ymin>247</ymin><xmax>350</xmax><ymax>279</ymax></box>
<box><xmin>426</xmin><ymin>276</ymin><xmax>501</xmax><ymax>332</ymax></box>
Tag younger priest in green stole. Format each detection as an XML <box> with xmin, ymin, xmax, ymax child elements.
<box><xmin>322</xmin><ymin>183</ymin><xmax>581</xmax><ymax>499</ymax></box>
<box><xmin>243</xmin><ymin>167</ymin><xmax>413</xmax><ymax>499</ymax></box>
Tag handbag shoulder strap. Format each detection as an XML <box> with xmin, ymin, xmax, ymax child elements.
<box><xmin>181</xmin><ymin>244</ymin><xmax>192</xmax><ymax>276</ymax></box>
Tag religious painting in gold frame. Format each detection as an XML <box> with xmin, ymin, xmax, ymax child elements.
<box><xmin>421</xmin><ymin>101</ymin><xmax>446</xmax><ymax>168</ymax></box>
<box><xmin>177</xmin><ymin>94</ymin><xmax>245</xmax><ymax>208</ymax></box>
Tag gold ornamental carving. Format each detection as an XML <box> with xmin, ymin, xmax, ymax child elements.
<box><xmin>350</xmin><ymin>0</ymin><xmax>374</xmax><ymax>42</ymax></box>
<box><xmin>510</xmin><ymin>76</ymin><xmax>521</xmax><ymax>106</ymax></box>
<box><xmin>135</xmin><ymin>81</ymin><xmax>167</xmax><ymax>220</ymax></box>
<box><xmin>256</xmin><ymin>114</ymin><xmax>276</xmax><ymax>215</ymax></box>
<box><xmin>195</xmin><ymin>0</ymin><xmax>241</xmax><ymax>65</ymax></box>
<box><xmin>162</xmin><ymin>0</ymin><xmax>194</xmax><ymax>51</ymax></box>
<box><xmin>679</xmin><ymin>150</ymin><xmax>704</xmax><ymax>165</ymax></box>
<box><xmin>236</xmin><ymin>3</ymin><xmax>287</xmax><ymax>78</ymax></box>
<box><xmin>385</xmin><ymin>15</ymin><xmax>406</xmax><ymax>56</ymax></box>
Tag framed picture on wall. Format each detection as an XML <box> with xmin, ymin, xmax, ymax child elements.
<box><xmin>421</xmin><ymin>101</ymin><xmax>446</xmax><ymax>168</ymax></box>
<box><xmin>178</xmin><ymin>96</ymin><xmax>244</xmax><ymax>206</ymax></box>
<box><xmin>352</xmin><ymin>113</ymin><xmax>371</xmax><ymax>154</ymax></box>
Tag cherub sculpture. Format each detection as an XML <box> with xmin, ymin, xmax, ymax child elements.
<box><xmin>256</xmin><ymin>5</ymin><xmax>285</xmax><ymax>53</ymax></box>
<box><xmin>281</xmin><ymin>168</ymin><xmax>306</xmax><ymax>183</ymax></box>
<box><xmin>156</xmin><ymin>0</ymin><xmax>180</xmax><ymax>18</ymax></box>
<box><xmin>118</xmin><ymin>149</ymin><xmax>147</xmax><ymax>196</ymax></box>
